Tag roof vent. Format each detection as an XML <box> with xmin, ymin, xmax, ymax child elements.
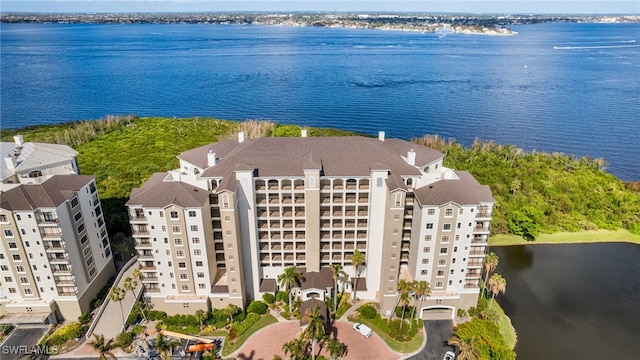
<box><xmin>378</xmin><ymin>131</ymin><xmax>385</xmax><ymax>141</ymax></box>
<box><xmin>207</xmin><ymin>150</ymin><xmax>217</xmax><ymax>167</ymax></box>
<box><xmin>13</xmin><ymin>135</ymin><xmax>24</xmax><ymax>147</ymax></box>
<box><xmin>301</xmin><ymin>129</ymin><xmax>307</xmax><ymax>138</ymax></box>
<box><xmin>407</xmin><ymin>149</ymin><xmax>416</xmax><ymax>165</ymax></box>
<box><xmin>238</xmin><ymin>131</ymin><xmax>245</xmax><ymax>143</ymax></box>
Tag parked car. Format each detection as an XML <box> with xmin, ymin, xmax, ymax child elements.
<box><xmin>443</xmin><ymin>350</ymin><xmax>456</xmax><ymax>360</ymax></box>
<box><xmin>353</xmin><ymin>323</ymin><xmax>372</xmax><ymax>338</ymax></box>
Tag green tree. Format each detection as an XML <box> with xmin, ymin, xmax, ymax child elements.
<box><xmin>350</xmin><ymin>249</ymin><xmax>366</xmax><ymax>301</ymax></box>
<box><xmin>396</xmin><ymin>279</ymin><xmax>411</xmax><ymax>330</ymax></box>
<box><xmin>195</xmin><ymin>309</ymin><xmax>207</xmax><ymax>331</ymax></box>
<box><xmin>89</xmin><ymin>333</ymin><xmax>117</xmax><ymax>360</ymax></box>
<box><xmin>282</xmin><ymin>336</ymin><xmax>307</xmax><ymax>360</ymax></box>
<box><xmin>326</xmin><ymin>337</ymin><xmax>346</xmax><ymax>360</ymax></box>
<box><xmin>488</xmin><ymin>273</ymin><xmax>507</xmax><ymax>309</ymax></box>
<box><xmin>155</xmin><ymin>333</ymin><xmax>182</xmax><ymax>360</ymax></box>
<box><xmin>330</xmin><ymin>264</ymin><xmax>348</xmax><ymax>316</ymax></box>
<box><xmin>411</xmin><ymin>280</ymin><xmax>431</xmax><ymax>329</ymax></box>
<box><xmin>508</xmin><ymin>207</ymin><xmax>543</xmax><ymax>240</ymax></box>
<box><xmin>278</xmin><ymin>266</ymin><xmax>303</xmax><ymax>316</ymax></box>
<box><xmin>303</xmin><ymin>304</ymin><xmax>326</xmax><ymax>360</ymax></box>
<box><xmin>109</xmin><ymin>286</ymin><xmax>126</xmax><ymax>332</ymax></box>
<box><xmin>447</xmin><ymin>334</ymin><xmax>481</xmax><ymax>360</ymax></box>
<box><xmin>481</xmin><ymin>252</ymin><xmax>499</xmax><ymax>299</ymax></box>
<box><xmin>123</xmin><ymin>276</ymin><xmax>145</xmax><ymax>322</ymax></box>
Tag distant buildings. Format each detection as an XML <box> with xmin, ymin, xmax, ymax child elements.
<box><xmin>127</xmin><ymin>131</ymin><xmax>494</xmax><ymax>318</ymax></box>
<box><xmin>0</xmin><ymin>135</ymin><xmax>115</xmax><ymax>323</ymax></box>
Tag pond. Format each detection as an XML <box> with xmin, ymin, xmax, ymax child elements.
<box><xmin>493</xmin><ymin>243</ymin><xmax>640</xmax><ymax>360</ymax></box>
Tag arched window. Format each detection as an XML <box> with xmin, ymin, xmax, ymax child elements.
<box><xmin>309</xmin><ymin>176</ymin><xmax>316</xmax><ymax>188</ymax></box>
<box><xmin>28</xmin><ymin>170</ymin><xmax>42</xmax><ymax>178</ymax></box>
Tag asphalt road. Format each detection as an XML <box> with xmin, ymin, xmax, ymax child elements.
<box><xmin>0</xmin><ymin>326</ymin><xmax>51</xmax><ymax>360</ymax></box>
<box><xmin>408</xmin><ymin>320</ymin><xmax>455</xmax><ymax>360</ymax></box>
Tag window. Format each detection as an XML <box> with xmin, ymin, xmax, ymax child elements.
<box><xmin>457</xmin><ymin>223</ymin><xmax>461</xmax><ymax>229</ymax></box>
<box><xmin>423</xmin><ymin>247</ymin><xmax>431</xmax><ymax>253</ymax></box>
<box><xmin>74</xmin><ymin>212</ymin><xmax>82</xmax><ymax>222</ymax></box>
<box><xmin>170</xmin><ymin>211</ymin><xmax>179</xmax><ymax>219</ymax></box>
<box><xmin>227</xmin><ymin>243</ymin><xmax>233</xmax><ymax>249</ymax></box>
<box><xmin>425</xmin><ymin>223</ymin><xmax>433</xmax><ymax>229</ymax></box>
<box><xmin>427</xmin><ymin>209</ymin><xmax>435</xmax><ymax>215</ymax></box>
<box><xmin>309</xmin><ymin>176</ymin><xmax>316</xmax><ymax>188</ymax></box>
<box><xmin>440</xmin><ymin>248</ymin><xmax>448</xmax><ymax>254</ymax></box>
<box><xmin>80</xmin><ymin>234</ymin><xmax>88</xmax><ymax>245</ymax></box>
<box><xmin>224</xmin><ymin>216</ymin><xmax>230</xmax><ymax>222</ymax></box>
<box><xmin>376</xmin><ymin>178</ymin><xmax>383</xmax><ymax>187</ymax></box>
<box><xmin>455</xmin><ymin>235</ymin><xmax>460</xmax><ymax>241</ymax></box>
<box><xmin>188</xmin><ymin>211</ymin><xmax>196</xmax><ymax>217</ymax></box>
<box><xmin>392</xmin><ymin>242</ymin><xmax>397</xmax><ymax>247</ymax></box>
<box><xmin>174</xmin><ymin>238</ymin><xmax>183</xmax><ymax>246</ymax></box>
<box><xmin>445</xmin><ymin>209</ymin><xmax>453</xmax><ymax>217</ymax></box>
<box><xmin>424</xmin><ymin>235</ymin><xmax>432</xmax><ymax>241</ymax></box>
<box><xmin>77</xmin><ymin>224</ymin><xmax>85</xmax><ymax>233</ymax></box>
<box><xmin>193</xmin><ymin>249</ymin><xmax>201</xmax><ymax>256</ymax></box>
<box><xmin>24</xmin><ymin>288</ymin><xmax>33</xmax><ymax>295</ymax></box>
<box><xmin>421</xmin><ymin>270</ymin><xmax>428</xmax><ymax>275</ymax></box>
<box><xmin>195</xmin><ymin>261</ymin><xmax>203</xmax><ymax>267</ymax></box>
<box><xmin>4</xmin><ymin>229</ymin><xmax>14</xmax><ymax>237</ymax></box>
<box><xmin>443</xmin><ymin>223</ymin><xmax>451</xmax><ymax>231</ymax></box>
<box><xmin>441</xmin><ymin>235</ymin><xmax>450</xmax><ymax>243</ymax></box>
<box><xmin>180</xmin><ymin>274</ymin><xmax>188</xmax><ymax>280</ymax></box>
<box><xmin>459</xmin><ymin>208</ymin><xmax>464</xmax><ymax>214</ymax></box>
<box><xmin>226</xmin><ymin>230</ymin><xmax>232</xmax><ymax>236</ymax></box>
<box><xmin>89</xmin><ymin>182</ymin><xmax>97</xmax><ymax>193</ymax></box>
<box><xmin>4</xmin><ymin>277</ymin><xmax>12</xmax><ymax>282</ymax></box>
<box><xmin>171</xmin><ymin>284</ymin><xmax>176</xmax><ymax>289</ymax></box>
<box><xmin>222</xmin><ymin>194</ymin><xmax>230</xmax><ymax>208</ymax></box>
<box><xmin>437</xmin><ymin>270</ymin><xmax>445</xmax><ymax>277</ymax></box>
<box><xmin>391</xmin><ymin>253</ymin><xmax>397</xmax><ymax>259</ymax></box>
<box><xmin>438</xmin><ymin>259</ymin><xmax>447</xmax><ymax>266</ymax></box>
<box><xmin>86</xmin><ymin>256</ymin><xmax>94</xmax><ymax>266</ymax></box>
<box><xmin>16</xmin><ymin>266</ymin><xmax>25</xmax><ymax>273</ymax></box>
<box><xmin>394</xmin><ymin>193</ymin><xmax>402</xmax><ymax>207</ymax></box>
<box><xmin>190</xmin><ymin>225</ymin><xmax>198</xmax><ymax>232</ymax></box>
<box><xmin>197</xmin><ymin>272</ymin><xmax>205</xmax><ymax>278</ymax></box>
<box><xmin>394</xmin><ymin>214</ymin><xmax>400</xmax><ymax>221</ymax></box>
<box><xmin>181</xmin><ymin>284</ymin><xmax>190</xmax><ymax>291</ymax></box>
<box><xmin>199</xmin><ymin>283</ymin><xmax>206</xmax><ymax>289</ymax></box>
<box><xmin>0</xmin><ymin>265</ymin><xmax>7</xmax><ymax>271</ymax></box>
<box><xmin>20</xmin><ymin>277</ymin><xmax>29</xmax><ymax>284</ymax></box>
<box><xmin>8</xmin><ymin>242</ymin><xmax>17</xmax><ymax>249</ymax></box>
<box><xmin>12</xmin><ymin>254</ymin><xmax>21</xmax><ymax>261</ymax></box>
<box><xmin>0</xmin><ymin>214</ymin><xmax>7</xmax><ymax>222</ymax></box>
<box><xmin>454</xmin><ymin>247</ymin><xmax>458</xmax><ymax>252</ymax></box>
<box><xmin>178</xmin><ymin>262</ymin><xmax>186</xmax><ymax>269</ymax></box>
<box><xmin>21</xmin><ymin>229</ymin><xmax>26</xmax><ymax>235</ymax></box>
<box><xmin>393</xmin><ymin>229</ymin><xmax>399</xmax><ymax>235</ymax></box>
<box><xmin>176</xmin><ymin>250</ymin><xmax>185</xmax><ymax>257</ymax></box>
<box><xmin>192</xmin><ymin>237</ymin><xmax>200</xmax><ymax>244</ymax></box>
<box><xmin>166</xmin><ymin>250</ymin><xmax>170</xmax><ymax>255</ymax></box>
<box><xmin>8</xmin><ymin>288</ymin><xmax>16</xmax><ymax>293</ymax></box>
<box><xmin>169</xmin><ymin>273</ymin><xmax>174</xmax><ymax>278</ymax></box>
<box><xmin>172</xmin><ymin>226</ymin><xmax>181</xmax><ymax>234</ymax></box>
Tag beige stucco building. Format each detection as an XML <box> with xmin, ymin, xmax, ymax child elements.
<box><xmin>127</xmin><ymin>132</ymin><xmax>494</xmax><ymax>319</ymax></box>
<box><xmin>0</xmin><ymin>136</ymin><xmax>116</xmax><ymax>323</ymax></box>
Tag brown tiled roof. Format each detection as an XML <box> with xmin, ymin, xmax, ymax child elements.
<box><xmin>126</xmin><ymin>173</ymin><xmax>210</xmax><ymax>208</ymax></box>
<box><xmin>413</xmin><ymin>171</ymin><xmax>495</xmax><ymax>206</ymax></box>
<box><xmin>299</xmin><ymin>299</ymin><xmax>328</xmax><ymax>327</ymax></box>
<box><xmin>0</xmin><ymin>175</ymin><xmax>93</xmax><ymax>211</ymax></box>
<box><xmin>259</xmin><ymin>278</ymin><xmax>277</xmax><ymax>293</ymax></box>
<box><xmin>351</xmin><ymin>277</ymin><xmax>367</xmax><ymax>291</ymax></box>
<box><xmin>198</xmin><ymin>137</ymin><xmax>442</xmax><ymax>180</ymax></box>
<box><xmin>300</xmin><ymin>267</ymin><xmax>334</xmax><ymax>291</ymax></box>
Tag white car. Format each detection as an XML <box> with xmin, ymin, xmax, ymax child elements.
<box><xmin>352</xmin><ymin>323</ymin><xmax>372</xmax><ymax>338</ymax></box>
<box><xmin>443</xmin><ymin>350</ymin><xmax>456</xmax><ymax>360</ymax></box>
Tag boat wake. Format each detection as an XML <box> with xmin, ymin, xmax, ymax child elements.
<box><xmin>553</xmin><ymin>39</ymin><xmax>637</xmax><ymax>50</ymax></box>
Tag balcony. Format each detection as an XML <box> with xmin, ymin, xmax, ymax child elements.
<box><xmin>142</xmin><ymin>275</ymin><xmax>159</xmax><ymax>282</ymax></box>
<box><xmin>140</xmin><ymin>263</ymin><xmax>157</xmax><ymax>271</ymax></box>
<box><xmin>40</xmin><ymin>231</ymin><xmax>63</xmax><ymax>239</ymax></box>
<box><xmin>55</xmin><ymin>279</ymin><xmax>76</xmax><ymax>285</ymax></box>
<box><xmin>36</xmin><ymin>214</ymin><xmax>58</xmax><ymax>225</ymax></box>
<box><xmin>129</xmin><ymin>214</ymin><xmax>147</xmax><ymax>222</ymax></box>
<box><xmin>145</xmin><ymin>287</ymin><xmax>161</xmax><ymax>293</ymax></box>
<box><xmin>58</xmin><ymin>291</ymin><xmax>78</xmax><ymax>296</ymax></box>
<box><xmin>44</xmin><ymin>242</ymin><xmax>64</xmax><ymax>251</ymax></box>
<box><xmin>47</xmin><ymin>254</ymin><xmax>69</xmax><ymax>263</ymax></box>
<box><xmin>132</xmin><ymin>227</ymin><xmax>150</xmax><ymax>235</ymax></box>
<box><xmin>136</xmin><ymin>239</ymin><xmax>152</xmax><ymax>248</ymax></box>
<box><xmin>138</xmin><ymin>252</ymin><xmax>154</xmax><ymax>259</ymax></box>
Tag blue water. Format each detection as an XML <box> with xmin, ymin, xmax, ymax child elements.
<box><xmin>1</xmin><ymin>22</ymin><xmax>639</xmax><ymax>179</ymax></box>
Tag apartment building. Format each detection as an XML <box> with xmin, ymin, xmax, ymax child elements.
<box><xmin>127</xmin><ymin>131</ymin><xmax>494</xmax><ymax>318</ymax></box>
<box><xmin>0</xmin><ymin>136</ymin><xmax>115</xmax><ymax>323</ymax></box>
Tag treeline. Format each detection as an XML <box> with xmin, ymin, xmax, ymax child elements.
<box><xmin>2</xmin><ymin>117</ymin><xmax>639</xmax><ymax>239</ymax></box>
<box><xmin>414</xmin><ymin>135</ymin><xmax>640</xmax><ymax>238</ymax></box>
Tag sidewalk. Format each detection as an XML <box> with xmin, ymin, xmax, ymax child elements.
<box><xmin>339</xmin><ymin>299</ymin><xmax>368</xmax><ymax>321</ymax></box>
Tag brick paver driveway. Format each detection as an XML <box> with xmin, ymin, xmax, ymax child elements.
<box><xmin>234</xmin><ymin>320</ymin><xmax>397</xmax><ymax>360</ymax></box>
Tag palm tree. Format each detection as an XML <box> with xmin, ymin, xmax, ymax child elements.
<box><xmin>488</xmin><ymin>273</ymin><xmax>507</xmax><ymax>309</ymax></box>
<box><xmin>155</xmin><ymin>333</ymin><xmax>182</xmax><ymax>360</ymax></box>
<box><xmin>89</xmin><ymin>333</ymin><xmax>117</xmax><ymax>360</ymax></box>
<box><xmin>397</xmin><ymin>279</ymin><xmax>411</xmax><ymax>330</ymax></box>
<box><xmin>109</xmin><ymin>286</ymin><xmax>126</xmax><ymax>331</ymax></box>
<box><xmin>224</xmin><ymin>303</ymin><xmax>240</xmax><ymax>324</ymax></box>
<box><xmin>448</xmin><ymin>334</ymin><xmax>481</xmax><ymax>360</ymax></box>
<box><xmin>277</xmin><ymin>266</ymin><xmax>303</xmax><ymax>315</ymax></box>
<box><xmin>282</xmin><ymin>336</ymin><xmax>307</xmax><ymax>360</ymax></box>
<box><xmin>303</xmin><ymin>304</ymin><xmax>326</xmax><ymax>360</ymax></box>
<box><xmin>326</xmin><ymin>338</ymin><xmax>346</xmax><ymax>360</ymax></box>
<box><xmin>411</xmin><ymin>280</ymin><xmax>430</xmax><ymax>329</ymax></box>
<box><xmin>195</xmin><ymin>309</ymin><xmax>207</xmax><ymax>331</ymax></box>
<box><xmin>330</xmin><ymin>264</ymin><xmax>348</xmax><ymax>315</ymax></box>
<box><xmin>482</xmin><ymin>252</ymin><xmax>499</xmax><ymax>298</ymax></box>
<box><xmin>128</xmin><ymin>267</ymin><xmax>147</xmax><ymax>321</ymax></box>
<box><xmin>123</xmin><ymin>276</ymin><xmax>146</xmax><ymax>322</ymax></box>
<box><xmin>350</xmin><ymin>249</ymin><xmax>366</xmax><ymax>301</ymax></box>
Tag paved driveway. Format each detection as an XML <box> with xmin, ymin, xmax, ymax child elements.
<box><xmin>234</xmin><ymin>320</ymin><xmax>397</xmax><ymax>360</ymax></box>
<box><xmin>407</xmin><ymin>320</ymin><xmax>454</xmax><ymax>360</ymax></box>
<box><xmin>0</xmin><ymin>326</ymin><xmax>51</xmax><ymax>360</ymax></box>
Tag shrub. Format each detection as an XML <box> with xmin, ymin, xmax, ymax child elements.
<box><xmin>395</xmin><ymin>305</ymin><xmax>415</xmax><ymax>318</ymax></box>
<box><xmin>131</xmin><ymin>325</ymin><xmax>145</xmax><ymax>336</ymax></box>
<box><xmin>146</xmin><ymin>310</ymin><xmax>167</xmax><ymax>321</ymax></box>
<box><xmin>247</xmin><ymin>300</ymin><xmax>268</xmax><ymax>315</ymax></box>
<box><xmin>359</xmin><ymin>305</ymin><xmax>377</xmax><ymax>319</ymax></box>
<box><xmin>275</xmin><ymin>291</ymin><xmax>289</xmax><ymax>303</ymax></box>
<box><xmin>262</xmin><ymin>293</ymin><xmax>275</xmax><ymax>304</ymax></box>
<box><xmin>77</xmin><ymin>312</ymin><xmax>91</xmax><ymax>325</ymax></box>
<box><xmin>229</xmin><ymin>328</ymin><xmax>237</xmax><ymax>340</ymax></box>
<box><xmin>46</xmin><ymin>322</ymin><xmax>84</xmax><ymax>346</ymax></box>
<box><xmin>116</xmin><ymin>331</ymin><xmax>133</xmax><ymax>348</ymax></box>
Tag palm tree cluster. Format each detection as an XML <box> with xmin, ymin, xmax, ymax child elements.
<box><xmin>282</xmin><ymin>304</ymin><xmax>347</xmax><ymax>360</ymax></box>
<box><xmin>277</xmin><ymin>266</ymin><xmax>303</xmax><ymax>316</ymax></box>
<box><xmin>395</xmin><ymin>279</ymin><xmax>431</xmax><ymax>329</ymax></box>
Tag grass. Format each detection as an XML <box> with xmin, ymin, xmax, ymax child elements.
<box><xmin>347</xmin><ymin>315</ymin><xmax>424</xmax><ymax>354</ymax></box>
<box><xmin>489</xmin><ymin>300</ymin><xmax>517</xmax><ymax>349</ymax></box>
<box><xmin>221</xmin><ymin>314</ymin><xmax>277</xmax><ymax>356</ymax></box>
<box><xmin>490</xmin><ymin>229</ymin><xmax>640</xmax><ymax>246</ymax></box>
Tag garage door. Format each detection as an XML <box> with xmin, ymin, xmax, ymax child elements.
<box><xmin>421</xmin><ymin>307</ymin><xmax>454</xmax><ymax>320</ymax></box>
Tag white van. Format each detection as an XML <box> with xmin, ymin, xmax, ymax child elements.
<box><xmin>353</xmin><ymin>323</ymin><xmax>372</xmax><ymax>338</ymax></box>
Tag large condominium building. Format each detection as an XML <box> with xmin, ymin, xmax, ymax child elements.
<box><xmin>0</xmin><ymin>135</ymin><xmax>115</xmax><ymax>323</ymax></box>
<box><xmin>127</xmin><ymin>132</ymin><xmax>494</xmax><ymax>318</ymax></box>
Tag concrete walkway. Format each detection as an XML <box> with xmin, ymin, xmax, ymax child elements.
<box><xmin>90</xmin><ymin>264</ymin><xmax>143</xmax><ymax>341</ymax></box>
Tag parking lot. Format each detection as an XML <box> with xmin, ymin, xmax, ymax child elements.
<box><xmin>408</xmin><ymin>320</ymin><xmax>455</xmax><ymax>360</ymax></box>
<box><xmin>1</xmin><ymin>326</ymin><xmax>52</xmax><ymax>360</ymax></box>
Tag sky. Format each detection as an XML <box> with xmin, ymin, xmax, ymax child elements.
<box><xmin>0</xmin><ymin>1</ymin><xmax>638</xmax><ymax>14</ymax></box>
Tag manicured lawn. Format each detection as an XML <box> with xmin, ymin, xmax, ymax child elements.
<box><xmin>221</xmin><ymin>314</ymin><xmax>277</xmax><ymax>356</ymax></box>
<box><xmin>347</xmin><ymin>316</ymin><xmax>424</xmax><ymax>354</ymax></box>
<box><xmin>490</xmin><ymin>229</ymin><xmax>640</xmax><ymax>246</ymax></box>
<box><xmin>489</xmin><ymin>301</ymin><xmax>517</xmax><ymax>349</ymax></box>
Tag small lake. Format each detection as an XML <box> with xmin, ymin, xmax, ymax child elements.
<box><xmin>493</xmin><ymin>243</ymin><xmax>640</xmax><ymax>360</ymax></box>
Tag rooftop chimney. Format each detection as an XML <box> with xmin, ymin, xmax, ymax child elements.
<box><xmin>207</xmin><ymin>150</ymin><xmax>217</xmax><ymax>167</ymax></box>
<box><xmin>378</xmin><ymin>131</ymin><xmax>385</xmax><ymax>141</ymax></box>
<box><xmin>13</xmin><ymin>135</ymin><xmax>24</xmax><ymax>147</ymax></box>
<box><xmin>238</xmin><ymin>131</ymin><xmax>245</xmax><ymax>143</ymax></box>
<box><xmin>407</xmin><ymin>149</ymin><xmax>416</xmax><ymax>166</ymax></box>
<box><xmin>301</xmin><ymin>129</ymin><xmax>307</xmax><ymax>138</ymax></box>
<box><xmin>4</xmin><ymin>155</ymin><xmax>16</xmax><ymax>171</ymax></box>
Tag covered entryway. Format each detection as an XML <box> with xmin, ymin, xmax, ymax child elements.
<box><xmin>420</xmin><ymin>306</ymin><xmax>455</xmax><ymax>320</ymax></box>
